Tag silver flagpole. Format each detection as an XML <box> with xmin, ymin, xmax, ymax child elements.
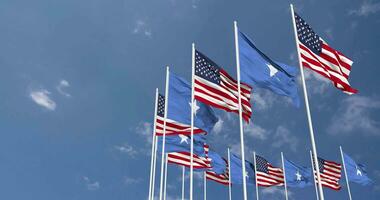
<box><xmin>182</xmin><ymin>166</ymin><xmax>185</xmax><ymax>200</ymax></box>
<box><xmin>253</xmin><ymin>151</ymin><xmax>259</xmax><ymax>200</ymax></box>
<box><xmin>148</xmin><ymin>88</ymin><xmax>159</xmax><ymax>200</ymax></box>
<box><xmin>228</xmin><ymin>148</ymin><xmax>232</xmax><ymax>200</ymax></box>
<box><xmin>163</xmin><ymin>154</ymin><xmax>168</xmax><ymax>200</ymax></box>
<box><xmin>151</xmin><ymin>131</ymin><xmax>159</xmax><ymax>200</ymax></box>
<box><xmin>233</xmin><ymin>20</ymin><xmax>248</xmax><ymax>200</ymax></box>
<box><xmin>340</xmin><ymin>146</ymin><xmax>353</xmax><ymax>200</ymax></box>
<box><xmin>159</xmin><ymin>66</ymin><xmax>170</xmax><ymax>200</ymax></box>
<box><xmin>281</xmin><ymin>152</ymin><xmax>289</xmax><ymax>200</ymax></box>
<box><xmin>204</xmin><ymin>172</ymin><xmax>207</xmax><ymax>200</ymax></box>
<box><xmin>310</xmin><ymin>150</ymin><xmax>319</xmax><ymax>200</ymax></box>
<box><xmin>290</xmin><ymin>4</ymin><xmax>325</xmax><ymax>200</ymax></box>
<box><xmin>190</xmin><ymin>43</ymin><xmax>196</xmax><ymax>200</ymax></box>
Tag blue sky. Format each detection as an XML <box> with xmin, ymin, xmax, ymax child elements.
<box><xmin>0</xmin><ymin>0</ymin><xmax>379</xmax><ymax>199</ymax></box>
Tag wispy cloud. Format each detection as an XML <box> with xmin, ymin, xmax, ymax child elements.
<box><xmin>114</xmin><ymin>143</ymin><xmax>139</xmax><ymax>158</ymax></box>
<box><xmin>124</xmin><ymin>177</ymin><xmax>143</xmax><ymax>185</ymax></box>
<box><xmin>82</xmin><ymin>176</ymin><xmax>100</xmax><ymax>191</ymax></box>
<box><xmin>349</xmin><ymin>1</ymin><xmax>380</xmax><ymax>16</ymax></box>
<box><xmin>56</xmin><ymin>79</ymin><xmax>71</xmax><ymax>97</ymax></box>
<box><xmin>252</xmin><ymin>89</ymin><xmax>277</xmax><ymax>110</ymax></box>
<box><xmin>244</xmin><ymin>123</ymin><xmax>269</xmax><ymax>140</ymax></box>
<box><xmin>272</xmin><ymin>126</ymin><xmax>299</xmax><ymax>152</ymax></box>
<box><xmin>132</xmin><ymin>19</ymin><xmax>152</xmax><ymax>38</ymax></box>
<box><xmin>261</xmin><ymin>187</ymin><xmax>292</xmax><ymax>198</ymax></box>
<box><xmin>29</xmin><ymin>89</ymin><xmax>56</xmax><ymax>111</ymax></box>
<box><xmin>303</xmin><ymin>69</ymin><xmax>331</xmax><ymax>95</ymax></box>
<box><xmin>212</xmin><ymin>118</ymin><xmax>224</xmax><ymax>134</ymax></box>
<box><xmin>136</xmin><ymin>122</ymin><xmax>153</xmax><ymax>143</ymax></box>
<box><xmin>328</xmin><ymin>96</ymin><xmax>380</xmax><ymax>136</ymax></box>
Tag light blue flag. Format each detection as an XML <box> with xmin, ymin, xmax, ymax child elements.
<box><xmin>238</xmin><ymin>31</ymin><xmax>300</xmax><ymax>107</ymax></box>
<box><xmin>168</xmin><ymin>73</ymin><xmax>218</xmax><ymax>134</ymax></box>
<box><xmin>284</xmin><ymin>158</ymin><xmax>313</xmax><ymax>188</ymax></box>
<box><xmin>157</xmin><ymin>134</ymin><xmax>206</xmax><ymax>157</ymax></box>
<box><xmin>343</xmin><ymin>152</ymin><xmax>373</xmax><ymax>186</ymax></box>
<box><xmin>230</xmin><ymin>154</ymin><xmax>255</xmax><ymax>185</ymax></box>
<box><xmin>208</xmin><ymin>151</ymin><xmax>227</xmax><ymax>175</ymax></box>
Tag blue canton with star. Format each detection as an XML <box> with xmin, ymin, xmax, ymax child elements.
<box><xmin>256</xmin><ymin>155</ymin><xmax>269</xmax><ymax>173</ymax></box>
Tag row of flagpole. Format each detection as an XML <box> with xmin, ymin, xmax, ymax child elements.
<box><xmin>146</xmin><ymin>4</ymin><xmax>358</xmax><ymax>200</ymax></box>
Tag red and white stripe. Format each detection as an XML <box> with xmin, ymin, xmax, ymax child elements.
<box><xmin>206</xmin><ymin>171</ymin><xmax>229</xmax><ymax>185</ymax></box>
<box><xmin>195</xmin><ymin>69</ymin><xmax>252</xmax><ymax>122</ymax></box>
<box><xmin>155</xmin><ymin>116</ymin><xmax>204</xmax><ymax>136</ymax></box>
<box><xmin>314</xmin><ymin>160</ymin><xmax>342</xmax><ymax>190</ymax></box>
<box><xmin>256</xmin><ymin>164</ymin><xmax>284</xmax><ymax>187</ymax></box>
<box><xmin>167</xmin><ymin>145</ymin><xmax>211</xmax><ymax>169</ymax></box>
<box><xmin>298</xmin><ymin>39</ymin><xmax>357</xmax><ymax>94</ymax></box>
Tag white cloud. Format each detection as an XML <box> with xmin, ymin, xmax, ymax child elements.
<box><xmin>244</xmin><ymin>123</ymin><xmax>269</xmax><ymax>140</ymax></box>
<box><xmin>324</xmin><ymin>28</ymin><xmax>334</xmax><ymax>40</ymax></box>
<box><xmin>272</xmin><ymin>126</ymin><xmax>299</xmax><ymax>152</ymax></box>
<box><xmin>114</xmin><ymin>143</ymin><xmax>139</xmax><ymax>158</ymax></box>
<box><xmin>328</xmin><ymin>96</ymin><xmax>380</xmax><ymax>136</ymax></box>
<box><xmin>83</xmin><ymin>176</ymin><xmax>100</xmax><ymax>191</ymax></box>
<box><xmin>136</xmin><ymin>122</ymin><xmax>153</xmax><ymax>143</ymax></box>
<box><xmin>349</xmin><ymin>1</ymin><xmax>380</xmax><ymax>16</ymax></box>
<box><xmin>261</xmin><ymin>187</ymin><xmax>292</xmax><ymax>198</ymax></box>
<box><xmin>29</xmin><ymin>89</ymin><xmax>56</xmax><ymax>111</ymax></box>
<box><xmin>132</xmin><ymin>19</ymin><xmax>152</xmax><ymax>38</ymax></box>
<box><xmin>303</xmin><ymin>69</ymin><xmax>331</xmax><ymax>95</ymax></box>
<box><xmin>252</xmin><ymin>89</ymin><xmax>276</xmax><ymax>110</ymax></box>
<box><xmin>212</xmin><ymin>118</ymin><xmax>224</xmax><ymax>134</ymax></box>
<box><xmin>125</xmin><ymin>177</ymin><xmax>143</xmax><ymax>185</ymax></box>
<box><xmin>56</xmin><ymin>79</ymin><xmax>71</xmax><ymax>97</ymax></box>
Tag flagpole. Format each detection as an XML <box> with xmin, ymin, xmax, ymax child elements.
<box><xmin>182</xmin><ymin>166</ymin><xmax>185</xmax><ymax>200</ymax></box>
<box><xmin>310</xmin><ymin>150</ymin><xmax>319</xmax><ymax>200</ymax></box>
<box><xmin>151</xmin><ymin>131</ymin><xmax>159</xmax><ymax>200</ymax></box>
<box><xmin>159</xmin><ymin>66</ymin><xmax>170</xmax><ymax>200</ymax></box>
<box><xmin>290</xmin><ymin>4</ymin><xmax>324</xmax><ymax>200</ymax></box>
<box><xmin>148</xmin><ymin>88</ymin><xmax>159</xmax><ymax>200</ymax></box>
<box><xmin>281</xmin><ymin>152</ymin><xmax>289</xmax><ymax>200</ymax></box>
<box><xmin>253</xmin><ymin>151</ymin><xmax>259</xmax><ymax>200</ymax></box>
<box><xmin>190</xmin><ymin>43</ymin><xmax>196</xmax><ymax>200</ymax></box>
<box><xmin>164</xmin><ymin>154</ymin><xmax>168</xmax><ymax>200</ymax></box>
<box><xmin>204</xmin><ymin>171</ymin><xmax>207</xmax><ymax>200</ymax></box>
<box><xmin>340</xmin><ymin>146</ymin><xmax>353</xmax><ymax>200</ymax></box>
<box><xmin>233</xmin><ymin>20</ymin><xmax>248</xmax><ymax>200</ymax></box>
<box><xmin>228</xmin><ymin>148</ymin><xmax>232</xmax><ymax>200</ymax></box>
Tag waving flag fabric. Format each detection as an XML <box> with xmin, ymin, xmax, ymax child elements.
<box><xmin>230</xmin><ymin>154</ymin><xmax>255</xmax><ymax>185</ymax></box>
<box><xmin>343</xmin><ymin>152</ymin><xmax>373</xmax><ymax>186</ymax></box>
<box><xmin>155</xmin><ymin>94</ymin><xmax>204</xmax><ymax>136</ymax></box>
<box><xmin>194</xmin><ymin>50</ymin><xmax>252</xmax><ymax>122</ymax></box>
<box><xmin>238</xmin><ymin>31</ymin><xmax>300</xmax><ymax>107</ymax></box>
<box><xmin>255</xmin><ymin>155</ymin><xmax>284</xmax><ymax>187</ymax></box>
<box><xmin>206</xmin><ymin>171</ymin><xmax>229</xmax><ymax>185</ymax></box>
<box><xmin>168</xmin><ymin>73</ymin><xmax>218</xmax><ymax>134</ymax></box>
<box><xmin>313</xmin><ymin>157</ymin><xmax>342</xmax><ymax>190</ymax></box>
<box><xmin>284</xmin><ymin>158</ymin><xmax>313</xmax><ymax>188</ymax></box>
<box><xmin>157</xmin><ymin>134</ymin><xmax>206</xmax><ymax>156</ymax></box>
<box><xmin>206</xmin><ymin>154</ymin><xmax>229</xmax><ymax>185</ymax></box>
<box><xmin>293</xmin><ymin>12</ymin><xmax>358</xmax><ymax>94</ymax></box>
<box><xmin>167</xmin><ymin>144</ymin><xmax>211</xmax><ymax>169</ymax></box>
<box><xmin>208</xmin><ymin>151</ymin><xmax>227</xmax><ymax>175</ymax></box>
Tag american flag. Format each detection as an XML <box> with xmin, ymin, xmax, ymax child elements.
<box><xmin>155</xmin><ymin>94</ymin><xmax>204</xmax><ymax>136</ymax></box>
<box><xmin>294</xmin><ymin>12</ymin><xmax>358</xmax><ymax>94</ymax></box>
<box><xmin>167</xmin><ymin>144</ymin><xmax>211</xmax><ymax>169</ymax></box>
<box><xmin>206</xmin><ymin>159</ymin><xmax>229</xmax><ymax>185</ymax></box>
<box><xmin>206</xmin><ymin>171</ymin><xmax>229</xmax><ymax>185</ymax></box>
<box><xmin>194</xmin><ymin>50</ymin><xmax>252</xmax><ymax>122</ymax></box>
<box><xmin>313</xmin><ymin>157</ymin><xmax>342</xmax><ymax>190</ymax></box>
<box><xmin>255</xmin><ymin>155</ymin><xmax>284</xmax><ymax>187</ymax></box>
